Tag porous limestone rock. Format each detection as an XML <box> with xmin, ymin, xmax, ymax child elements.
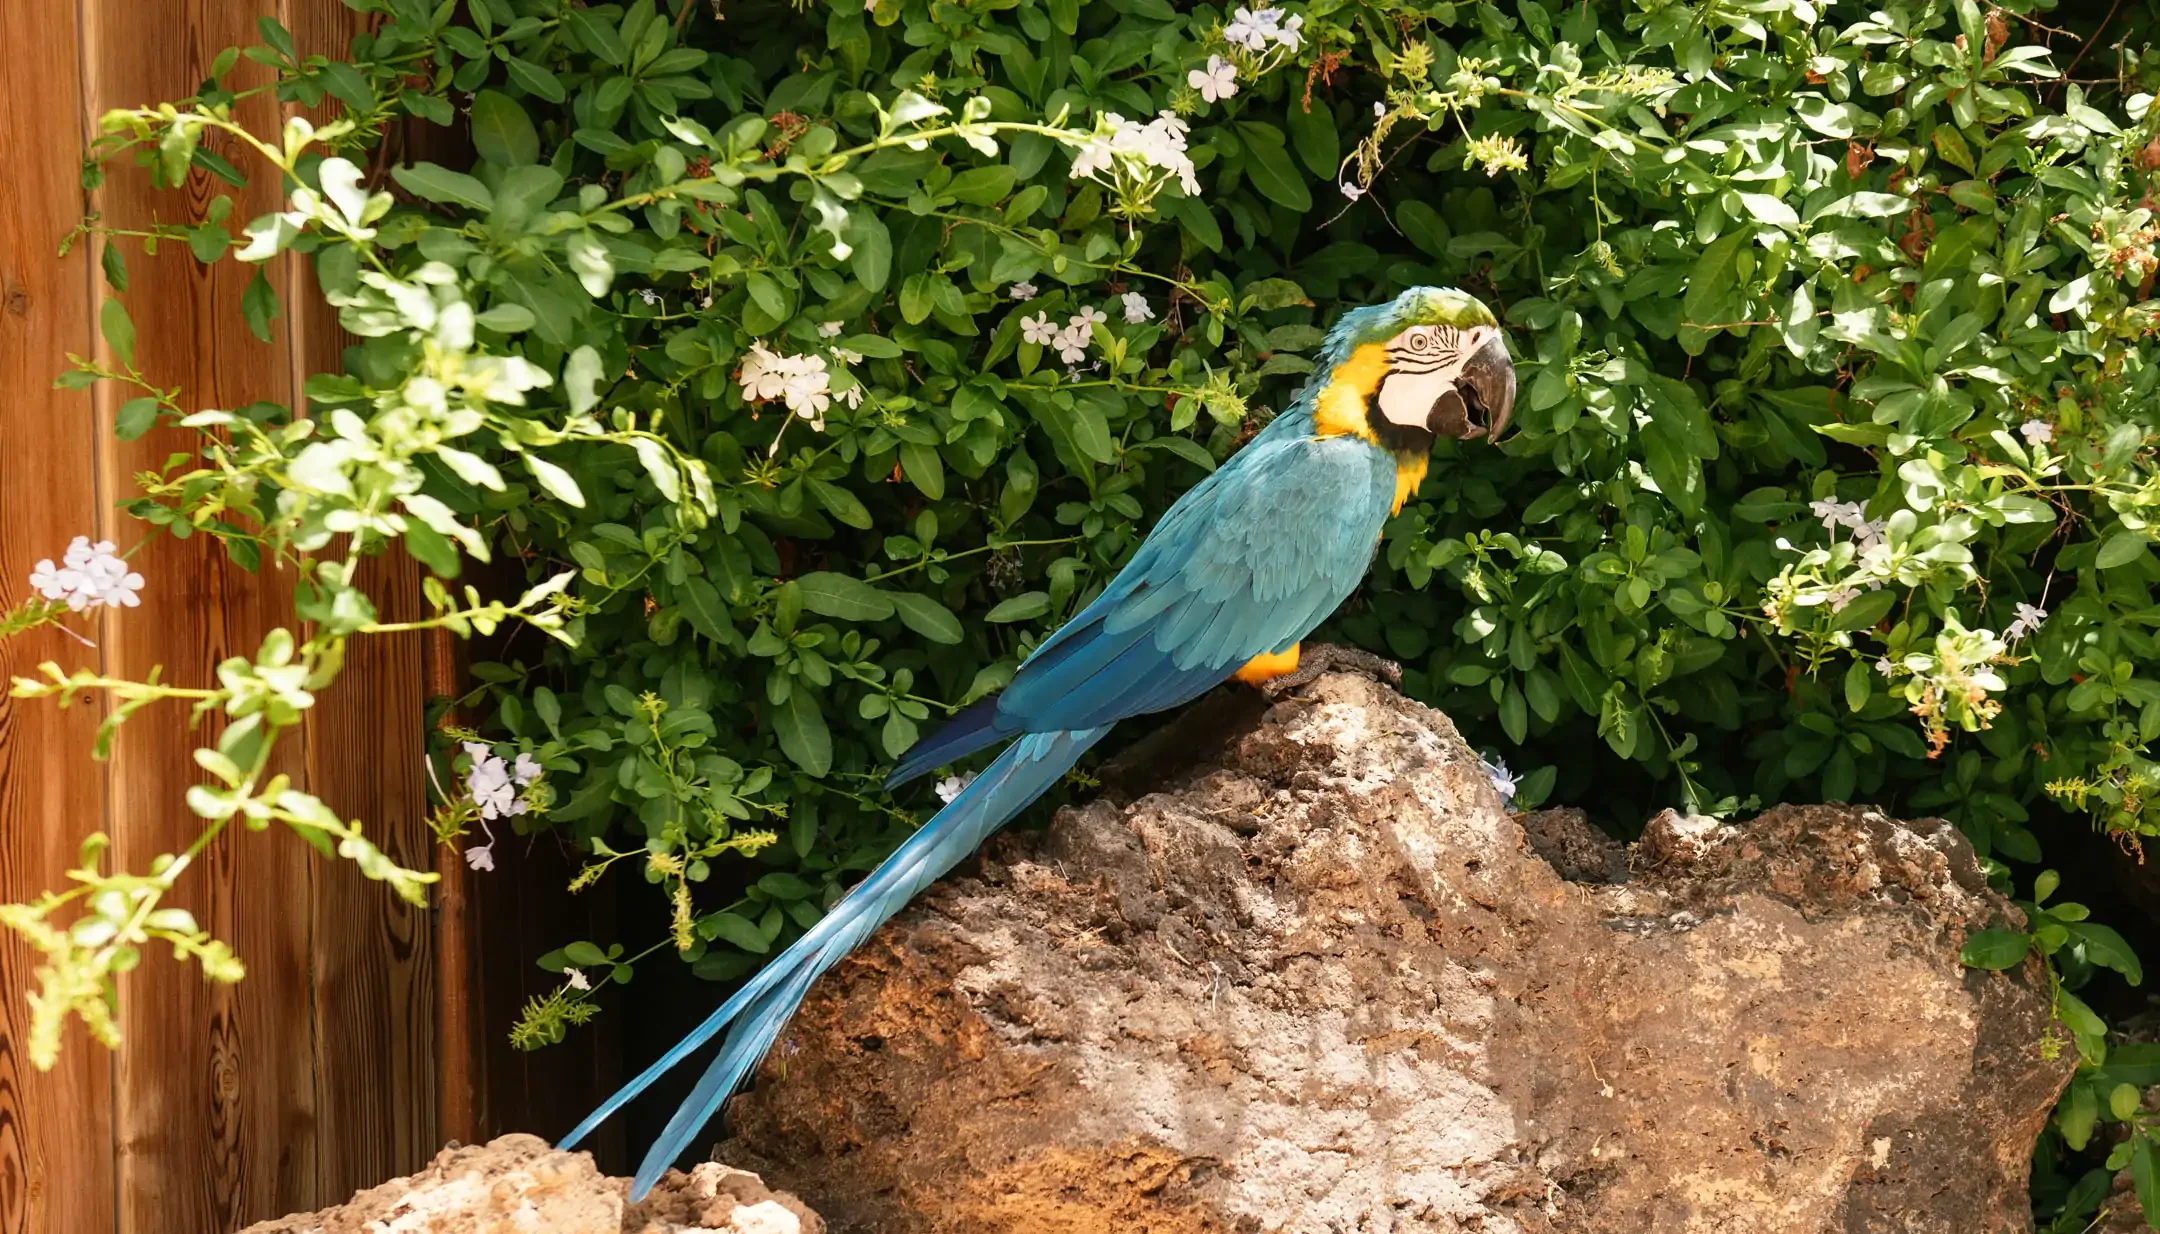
<box><xmin>718</xmin><ymin>673</ymin><xmax>2069</xmax><ymax>1234</ymax></box>
<box><xmin>240</xmin><ymin>1133</ymin><xmax>822</xmax><ymax>1234</ymax></box>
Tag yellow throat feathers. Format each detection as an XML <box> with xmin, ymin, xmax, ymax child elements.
<box><xmin>1313</xmin><ymin>342</ymin><xmax>1429</xmax><ymax>515</ymax></box>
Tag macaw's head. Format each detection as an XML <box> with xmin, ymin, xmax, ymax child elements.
<box><xmin>1311</xmin><ymin>286</ymin><xmax>1516</xmax><ymax>455</ymax></box>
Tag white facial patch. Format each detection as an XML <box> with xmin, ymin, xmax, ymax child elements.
<box><xmin>1376</xmin><ymin>366</ymin><xmax>1456</xmax><ymax>428</ymax></box>
<box><xmin>1375</xmin><ymin>324</ymin><xmax>1489</xmax><ymax>429</ymax></box>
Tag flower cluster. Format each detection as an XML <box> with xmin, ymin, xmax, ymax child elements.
<box><xmin>461</xmin><ymin>741</ymin><xmax>543</xmax><ymax>872</ymax></box>
<box><xmin>1021</xmin><ymin>306</ymin><xmax>1110</xmax><ymax>366</ymax></box>
<box><xmin>1069</xmin><ymin>111</ymin><xmax>1201</xmax><ymax>213</ymax></box>
<box><xmin>29</xmin><ymin>537</ymin><xmax>144</xmax><ymax>613</ymax></box>
<box><xmin>1810</xmin><ymin>498</ymin><xmax>1889</xmax><ymax>554</ymax></box>
<box><xmin>933</xmin><ymin>771</ymin><xmax>978</xmax><ymax>804</ymax></box>
<box><xmin>1222</xmin><ymin>5</ymin><xmax>1304</xmax><ymax>52</ymax></box>
<box><xmin>738</xmin><ymin>344</ymin><xmax>834</xmax><ymax>428</ymax></box>
<box><xmin>1481</xmin><ymin>755</ymin><xmax>1519</xmax><ymax>808</ymax></box>
<box><xmin>2005</xmin><ymin>601</ymin><xmax>2048</xmax><ymax>643</ymax></box>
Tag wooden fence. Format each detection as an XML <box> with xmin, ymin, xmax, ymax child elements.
<box><xmin>0</xmin><ymin>3</ymin><xmax>616</xmax><ymax>1231</ymax></box>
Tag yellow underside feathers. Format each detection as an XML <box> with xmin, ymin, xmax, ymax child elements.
<box><xmin>1234</xmin><ymin>644</ymin><xmax>1301</xmax><ymax>684</ymax></box>
<box><xmin>1312</xmin><ymin>342</ymin><xmax>1428</xmax><ymax>515</ymax></box>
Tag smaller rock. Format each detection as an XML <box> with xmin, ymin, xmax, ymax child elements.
<box><xmin>239</xmin><ymin>1134</ymin><xmax>823</xmax><ymax>1234</ymax></box>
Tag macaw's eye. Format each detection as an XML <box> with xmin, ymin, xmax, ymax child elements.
<box><xmin>1405</xmin><ymin>328</ymin><xmax>1435</xmax><ymax>351</ymax></box>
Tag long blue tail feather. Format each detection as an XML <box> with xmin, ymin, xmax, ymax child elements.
<box><xmin>561</xmin><ymin>725</ymin><xmax>1110</xmax><ymax>1198</ymax></box>
<box><xmin>884</xmin><ymin>695</ymin><xmax>1007</xmax><ymax>788</ymax></box>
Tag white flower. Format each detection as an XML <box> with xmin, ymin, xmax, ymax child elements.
<box><xmin>2019</xmin><ymin>419</ymin><xmax>2054</xmax><ymax>445</ymax></box>
<box><xmin>1070</xmin><ymin>137</ymin><xmax>1117</xmax><ymax>181</ymax></box>
<box><xmin>1120</xmin><ymin>292</ymin><xmax>1154</xmax><ymax>323</ymax></box>
<box><xmin>819</xmin><ymin>320</ymin><xmax>844</xmax><ymax>338</ymax></box>
<box><xmin>1054</xmin><ymin>324</ymin><xmax>1092</xmax><ymax>365</ymax></box>
<box><xmin>513</xmin><ymin>753</ymin><xmax>543</xmax><ymax>785</ymax></box>
<box><xmin>1340</xmin><ymin>181</ymin><xmax>1366</xmax><ymax>201</ymax></box>
<box><xmin>1373</xmin><ymin>100</ymin><xmax>1387</xmax><ymax>118</ymax></box>
<box><xmin>1021</xmin><ymin>312</ymin><xmax>1059</xmax><ymax>346</ymax></box>
<box><xmin>1223</xmin><ymin>6</ymin><xmax>1273</xmax><ymax>49</ymax></box>
<box><xmin>737</xmin><ymin>343</ymin><xmax>833</xmax><ymax>423</ymax></box>
<box><xmin>31</xmin><ymin>536</ymin><xmax>144</xmax><ymax>612</ymax></box>
<box><xmin>1481</xmin><ymin>755</ymin><xmax>1519</xmax><ymax>807</ymax></box>
<box><xmin>636</xmin><ymin>288</ymin><xmax>661</xmax><ymax>305</ymax></box>
<box><xmin>1008</xmin><ymin>282</ymin><xmax>1038</xmax><ymax>301</ymax></box>
<box><xmin>1809</xmin><ymin>498</ymin><xmax>1862</xmax><ymax>530</ymax></box>
<box><xmin>934</xmin><ymin>772</ymin><xmax>977</xmax><ymax>804</ymax></box>
<box><xmin>1826</xmin><ymin>585</ymin><xmax>1859</xmax><ymax>612</ymax></box>
<box><xmin>1070</xmin><ymin>111</ymin><xmax>1203</xmax><ymax>198</ymax></box>
<box><xmin>1272</xmin><ymin>12</ymin><xmax>1304</xmax><ymax>50</ymax></box>
<box><xmin>1188</xmin><ymin>56</ymin><xmax>1239</xmax><ymax>104</ymax></box>
<box><xmin>833</xmin><ymin>347</ymin><xmax>863</xmax><ymax>366</ymax></box>
<box><xmin>1875</xmin><ymin>657</ymin><xmax>1895</xmax><ymax>676</ymax></box>
<box><xmin>565</xmin><ymin>968</ymin><xmax>592</xmax><ymax>991</ymax></box>
<box><xmin>462</xmin><ymin>741</ymin><xmax>531</xmax><ymax>822</ymax></box>
<box><xmin>837</xmin><ymin>383</ymin><xmax>865</xmax><ymax>409</ymax></box>
<box><xmin>2006</xmin><ymin>602</ymin><xmax>2048</xmax><ymax>642</ymax></box>
<box><xmin>1073</xmin><ymin>306</ymin><xmax>1108</xmax><ymax>328</ymax></box>
<box><xmin>464</xmin><ymin>844</ymin><xmax>496</xmax><ymax>872</ymax></box>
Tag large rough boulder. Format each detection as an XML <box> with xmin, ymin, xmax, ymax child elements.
<box><xmin>240</xmin><ymin>1134</ymin><xmax>822</xmax><ymax>1234</ymax></box>
<box><xmin>718</xmin><ymin>673</ymin><xmax>2070</xmax><ymax>1233</ymax></box>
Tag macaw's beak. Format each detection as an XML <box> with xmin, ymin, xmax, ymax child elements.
<box><xmin>1450</xmin><ymin>333</ymin><xmax>1515</xmax><ymax>443</ymax></box>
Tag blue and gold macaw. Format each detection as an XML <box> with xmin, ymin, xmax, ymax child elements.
<box><xmin>561</xmin><ymin>285</ymin><xmax>1516</xmax><ymax>1195</ymax></box>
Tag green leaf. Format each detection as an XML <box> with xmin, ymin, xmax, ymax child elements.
<box><xmin>2133</xmin><ymin>1132</ymin><xmax>2160</xmax><ymax>1222</ymax></box>
<box><xmin>2098</xmin><ymin>531</ymin><xmax>2149</xmax><ymax>569</ymax></box>
<box><xmin>772</xmin><ymin>686</ymin><xmax>832</xmax><ymax>776</ymax></box>
<box><xmin>985</xmin><ymin>591</ymin><xmax>1050</xmax><ymax>622</ymax></box>
<box><xmin>810</xmin><ymin>478</ymin><xmax>872</xmax><ymax>529</ymax></box>
<box><xmin>114</xmin><ymin>397</ymin><xmax>159</xmax><ymax>441</ymax></box>
<box><xmin>1285</xmin><ymin>98</ymin><xmax>1340</xmax><ymax>181</ymax></box>
<box><xmin>392</xmin><ymin>162</ymin><xmax>494</xmax><ymax>210</ymax></box>
<box><xmin>241</xmin><ymin>269</ymin><xmax>280</xmax><ymax>342</ymax></box>
<box><xmin>2072</xmin><ymin>922</ymin><xmax>2144</xmax><ymax>985</ymax></box>
<box><xmin>898</xmin><ymin>441</ymin><xmax>945</xmax><ymax>499</ymax></box>
<box><xmin>794</xmin><ymin>571</ymin><xmax>896</xmax><ymax>622</ymax></box>
<box><xmin>891</xmin><ymin>592</ymin><xmax>963</xmax><ymax>644</ymax></box>
<box><xmin>847</xmin><ymin>208</ymin><xmax>892</xmax><ymax>292</ymax></box>
<box><xmin>948</xmin><ymin>165</ymin><xmax>1016</xmax><ymax>205</ymax></box>
<box><xmin>1235</xmin><ymin>122</ymin><xmax>1312</xmax><ymax>211</ymax></box>
<box><xmin>504</xmin><ymin>56</ymin><xmax>567</xmax><ymax>103</ymax></box>
<box><xmin>679</xmin><ymin>577</ymin><xmax>731</xmax><ymax>643</ymax></box>
<box><xmin>475</xmin><ymin>303</ymin><xmax>536</xmax><ymax>333</ymax></box>
<box><xmin>99</xmin><ymin>298</ymin><xmax>135</xmax><ymax>367</ymax></box>
<box><xmin>1958</xmin><ymin>928</ymin><xmax>2030</xmax><ymax>970</ymax></box>
<box><xmin>1829</xmin><ymin>588</ymin><xmax>1897</xmax><ymax>632</ymax></box>
<box><xmin>705</xmin><ymin>910</ymin><xmax>769</xmax><ymax>954</ymax></box>
<box><xmin>401</xmin><ymin>520</ymin><xmax>461</xmax><ymax>578</ymax></box>
<box><xmin>757</xmin><ymin>872</ymin><xmax>816</xmax><ymax>900</ymax></box>
<box><xmin>1068</xmin><ymin>401</ymin><xmax>1115</xmax><ymax>464</ymax></box>
<box><xmin>470</xmin><ymin>90</ymin><xmax>539</xmax><ymax>166</ymax></box>
<box><xmin>524</xmin><ymin>456</ymin><xmax>586</xmax><ymax>508</ymax></box>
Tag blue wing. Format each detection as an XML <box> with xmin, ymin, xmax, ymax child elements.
<box><xmin>889</xmin><ymin>419</ymin><xmax>1396</xmax><ymax>787</ymax></box>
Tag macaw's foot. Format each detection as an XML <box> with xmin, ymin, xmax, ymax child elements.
<box><xmin>1260</xmin><ymin>642</ymin><xmax>1402</xmax><ymax>698</ymax></box>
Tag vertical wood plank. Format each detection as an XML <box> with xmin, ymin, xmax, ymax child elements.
<box><xmin>424</xmin><ymin>630</ymin><xmax>478</xmax><ymax>1148</ymax></box>
<box><xmin>81</xmin><ymin>0</ymin><xmax>319</xmax><ymax>1225</ymax></box>
<box><xmin>281</xmin><ymin>0</ymin><xmax>440</xmax><ymax>1201</ymax></box>
<box><xmin>0</xmin><ymin>0</ymin><xmax>120</xmax><ymax>1230</ymax></box>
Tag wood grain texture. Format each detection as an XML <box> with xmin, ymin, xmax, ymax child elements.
<box><xmin>283</xmin><ymin>0</ymin><xmax>441</xmax><ymax>1203</ymax></box>
<box><xmin>0</xmin><ymin>0</ymin><xmax>120</xmax><ymax>1230</ymax></box>
<box><xmin>81</xmin><ymin>0</ymin><xmax>319</xmax><ymax>1224</ymax></box>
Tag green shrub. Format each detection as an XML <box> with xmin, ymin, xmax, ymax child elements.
<box><xmin>26</xmin><ymin>0</ymin><xmax>2160</xmax><ymax>1220</ymax></box>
